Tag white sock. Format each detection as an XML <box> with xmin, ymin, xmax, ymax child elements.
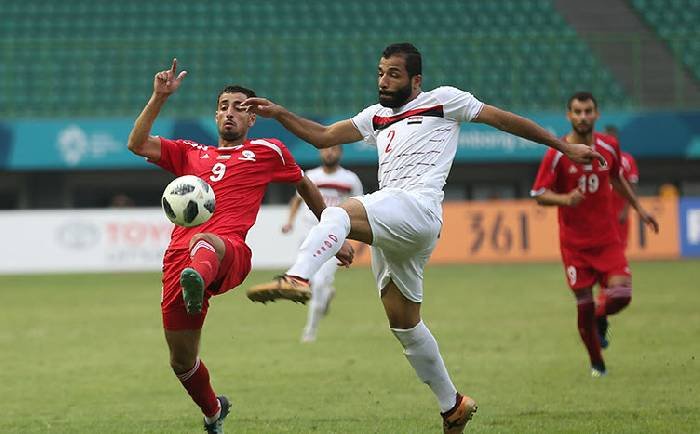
<box><xmin>203</xmin><ymin>401</ymin><xmax>221</xmax><ymax>424</ymax></box>
<box><xmin>287</xmin><ymin>207</ymin><xmax>350</xmax><ymax>279</ymax></box>
<box><xmin>391</xmin><ymin>320</ymin><xmax>458</xmax><ymax>412</ymax></box>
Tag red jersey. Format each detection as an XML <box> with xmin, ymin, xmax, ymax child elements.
<box><xmin>152</xmin><ymin>137</ymin><xmax>303</xmax><ymax>250</ymax></box>
<box><xmin>609</xmin><ymin>151</ymin><xmax>639</xmax><ymax>220</ymax></box>
<box><xmin>531</xmin><ymin>132</ymin><xmax>622</xmax><ymax>249</ymax></box>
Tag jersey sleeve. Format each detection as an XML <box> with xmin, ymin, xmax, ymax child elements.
<box><xmin>149</xmin><ymin>137</ymin><xmax>188</xmax><ymax>175</ymax></box>
<box><xmin>622</xmin><ymin>153</ymin><xmax>639</xmax><ymax>184</ymax></box>
<box><xmin>434</xmin><ymin>86</ymin><xmax>484</xmax><ymax>123</ymax></box>
<box><xmin>608</xmin><ymin>138</ymin><xmax>622</xmax><ymax>179</ymax></box>
<box><xmin>530</xmin><ymin>149</ymin><xmax>561</xmax><ymax>196</ymax></box>
<box><xmin>350</xmin><ymin>105</ymin><xmax>378</xmax><ymax>146</ymax></box>
<box><xmin>265</xmin><ymin>139</ymin><xmax>304</xmax><ymax>183</ymax></box>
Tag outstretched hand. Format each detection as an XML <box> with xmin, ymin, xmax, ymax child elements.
<box><xmin>335</xmin><ymin>241</ymin><xmax>355</xmax><ymax>267</ymax></box>
<box><xmin>154</xmin><ymin>58</ymin><xmax>188</xmax><ymax>95</ymax></box>
<box><xmin>240</xmin><ymin>97</ymin><xmax>283</xmax><ymax>119</ymax></box>
<box><xmin>639</xmin><ymin>209</ymin><xmax>660</xmax><ymax>234</ymax></box>
<box><xmin>564</xmin><ymin>142</ymin><xmax>606</xmax><ymax>166</ymax></box>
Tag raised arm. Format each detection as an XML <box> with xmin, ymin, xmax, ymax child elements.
<box><xmin>295</xmin><ymin>175</ymin><xmax>326</xmax><ymax>219</ymax></box>
<box><xmin>241</xmin><ymin>98</ymin><xmax>363</xmax><ymax>148</ymax></box>
<box><xmin>127</xmin><ymin>58</ymin><xmax>188</xmax><ymax>160</ymax></box>
<box><xmin>474</xmin><ymin>105</ymin><xmax>604</xmax><ymax>165</ymax></box>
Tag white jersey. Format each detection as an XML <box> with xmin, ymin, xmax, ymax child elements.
<box><xmin>351</xmin><ymin>86</ymin><xmax>483</xmax><ymax>207</ymax></box>
<box><xmin>299</xmin><ymin>166</ymin><xmax>363</xmax><ymax>227</ymax></box>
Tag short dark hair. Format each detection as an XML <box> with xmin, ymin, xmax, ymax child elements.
<box><xmin>217</xmin><ymin>85</ymin><xmax>256</xmax><ymax>106</ymax></box>
<box><xmin>567</xmin><ymin>91</ymin><xmax>598</xmax><ymax>110</ymax></box>
<box><xmin>382</xmin><ymin>42</ymin><xmax>422</xmax><ymax>78</ymax></box>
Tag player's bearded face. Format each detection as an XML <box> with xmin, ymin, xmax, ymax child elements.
<box><xmin>573</xmin><ymin>119</ymin><xmax>593</xmax><ymax>135</ymax></box>
<box><xmin>219</xmin><ymin>123</ymin><xmax>243</xmax><ymax>141</ymax></box>
<box><xmin>320</xmin><ymin>147</ymin><xmax>341</xmax><ymax>167</ymax></box>
<box><xmin>568</xmin><ymin>100</ymin><xmax>598</xmax><ymax>136</ymax></box>
<box><xmin>378</xmin><ymin>81</ymin><xmax>412</xmax><ymax>108</ymax></box>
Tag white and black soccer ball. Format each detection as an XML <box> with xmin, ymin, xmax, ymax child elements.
<box><xmin>161</xmin><ymin>175</ymin><xmax>216</xmax><ymax>227</ymax></box>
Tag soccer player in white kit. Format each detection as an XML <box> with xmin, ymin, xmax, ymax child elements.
<box><xmin>244</xmin><ymin>43</ymin><xmax>604</xmax><ymax>433</ymax></box>
<box><xmin>281</xmin><ymin>145</ymin><xmax>363</xmax><ymax>342</ymax></box>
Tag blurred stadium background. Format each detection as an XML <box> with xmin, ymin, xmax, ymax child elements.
<box><xmin>1</xmin><ymin>0</ymin><xmax>699</xmax><ymax>209</ymax></box>
<box><xmin>1</xmin><ymin>0</ymin><xmax>699</xmax><ymax>432</ymax></box>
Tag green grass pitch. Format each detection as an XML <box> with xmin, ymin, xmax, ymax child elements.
<box><xmin>1</xmin><ymin>261</ymin><xmax>698</xmax><ymax>433</ymax></box>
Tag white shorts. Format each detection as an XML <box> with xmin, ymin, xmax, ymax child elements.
<box><xmin>354</xmin><ymin>188</ymin><xmax>442</xmax><ymax>303</ymax></box>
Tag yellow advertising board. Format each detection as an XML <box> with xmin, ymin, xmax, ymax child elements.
<box><xmin>354</xmin><ymin>197</ymin><xmax>679</xmax><ymax>264</ymax></box>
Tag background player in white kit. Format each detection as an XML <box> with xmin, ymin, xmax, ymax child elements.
<box><xmin>243</xmin><ymin>43</ymin><xmax>604</xmax><ymax>433</ymax></box>
<box><xmin>281</xmin><ymin>145</ymin><xmax>363</xmax><ymax>342</ymax></box>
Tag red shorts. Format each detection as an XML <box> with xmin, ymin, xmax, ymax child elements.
<box><xmin>560</xmin><ymin>242</ymin><xmax>630</xmax><ymax>290</ymax></box>
<box><xmin>161</xmin><ymin>235</ymin><xmax>252</xmax><ymax>330</ymax></box>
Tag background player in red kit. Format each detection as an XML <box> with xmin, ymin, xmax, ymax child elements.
<box><xmin>531</xmin><ymin>92</ymin><xmax>658</xmax><ymax>377</ymax></box>
<box><xmin>604</xmin><ymin>125</ymin><xmax>640</xmax><ymax>248</ymax></box>
<box><xmin>126</xmin><ymin>59</ymin><xmax>353</xmax><ymax>433</ymax></box>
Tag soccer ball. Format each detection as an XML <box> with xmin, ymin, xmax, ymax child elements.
<box><xmin>161</xmin><ymin>175</ymin><xmax>216</xmax><ymax>227</ymax></box>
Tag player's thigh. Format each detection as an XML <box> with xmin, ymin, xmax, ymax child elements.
<box><xmin>211</xmin><ymin>236</ymin><xmax>252</xmax><ymax>294</ymax></box>
<box><xmin>354</xmin><ymin>189</ymin><xmax>441</xmax><ymax>252</ymax></box>
<box><xmin>380</xmin><ymin>279</ymin><xmax>421</xmax><ymax>329</ymax></box>
<box><xmin>340</xmin><ymin>197</ymin><xmax>373</xmax><ymax>244</ymax></box>
<box><xmin>594</xmin><ymin>243</ymin><xmax>631</xmax><ymax>288</ymax></box>
<box><xmin>189</xmin><ymin>232</ymin><xmax>226</xmax><ymax>261</ymax></box>
<box><xmin>560</xmin><ymin>247</ymin><xmax>597</xmax><ymax>290</ymax></box>
<box><xmin>372</xmin><ymin>240</ymin><xmax>433</xmax><ymax>305</ymax></box>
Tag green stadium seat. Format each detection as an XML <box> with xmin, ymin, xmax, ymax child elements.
<box><xmin>0</xmin><ymin>0</ymin><xmax>630</xmax><ymax>118</ymax></box>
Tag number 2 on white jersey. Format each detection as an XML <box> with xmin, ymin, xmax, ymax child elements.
<box><xmin>385</xmin><ymin>130</ymin><xmax>395</xmax><ymax>153</ymax></box>
<box><xmin>210</xmin><ymin>162</ymin><xmax>226</xmax><ymax>182</ymax></box>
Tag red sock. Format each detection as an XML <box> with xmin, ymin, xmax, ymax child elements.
<box><xmin>190</xmin><ymin>240</ymin><xmax>220</xmax><ymax>288</ymax></box>
<box><xmin>176</xmin><ymin>358</ymin><xmax>220</xmax><ymax>417</ymax></box>
<box><xmin>577</xmin><ymin>299</ymin><xmax>604</xmax><ymax>367</ymax></box>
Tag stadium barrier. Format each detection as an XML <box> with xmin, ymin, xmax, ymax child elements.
<box><xmin>0</xmin><ymin>197</ymin><xmax>687</xmax><ymax>275</ymax></box>
<box><xmin>353</xmin><ymin>196</ymin><xmax>679</xmax><ymax>265</ymax></box>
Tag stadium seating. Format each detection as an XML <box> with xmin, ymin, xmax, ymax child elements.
<box><xmin>629</xmin><ymin>0</ymin><xmax>700</xmax><ymax>81</ymax></box>
<box><xmin>0</xmin><ymin>0</ymin><xmax>629</xmax><ymax>117</ymax></box>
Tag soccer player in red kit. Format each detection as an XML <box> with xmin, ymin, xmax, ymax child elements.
<box><xmin>126</xmin><ymin>59</ymin><xmax>353</xmax><ymax>433</ymax></box>
<box><xmin>531</xmin><ymin>92</ymin><xmax>658</xmax><ymax>377</ymax></box>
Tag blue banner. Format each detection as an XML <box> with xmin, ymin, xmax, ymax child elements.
<box><xmin>1</xmin><ymin>110</ymin><xmax>699</xmax><ymax>170</ymax></box>
<box><xmin>679</xmin><ymin>197</ymin><xmax>700</xmax><ymax>257</ymax></box>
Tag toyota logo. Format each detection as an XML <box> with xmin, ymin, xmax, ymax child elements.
<box><xmin>55</xmin><ymin>221</ymin><xmax>100</xmax><ymax>250</ymax></box>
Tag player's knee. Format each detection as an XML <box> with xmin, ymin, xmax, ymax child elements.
<box><xmin>169</xmin><ymin>351</ymin><xmax>197</xmax><ymax>374</ymax></box>
<box><xmin>189</xmin><ymin>233</ymin><xmax>215</xmax><ymax>249</ymax></box>
<box><xmin>320</xmin><ymin>207</ymin><xmax>351</xmax><ymax>233</ymax></box>
<box><xmin>607</xmin><ymin>284</ymin><xmax>632</xmax><ymax>307</ymax></box>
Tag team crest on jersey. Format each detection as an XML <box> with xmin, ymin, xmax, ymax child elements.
<box><xmin>566</xmin><ymin>266</ymin><xmax>577</xmax><ymax>285</ymax></box>
<box><xmin>239</xmin><ymin>150</ymin><xmax>256</xmax><ymax>161</ymax></box>
<box><xmin>568</xmin><ymin>166</ymin><xmax>578</xmax><ymax>174</ymax></box>
<box><xmin>200</xmin><ymin>154</ymin><xmax>210</xmax><ymax>159</ymax></box>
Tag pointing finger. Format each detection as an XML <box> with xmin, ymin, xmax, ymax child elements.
<box><xmin>171</xmin><ymin>58</ymin><xmax>177</xmax><ymax>74</ymax></box>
